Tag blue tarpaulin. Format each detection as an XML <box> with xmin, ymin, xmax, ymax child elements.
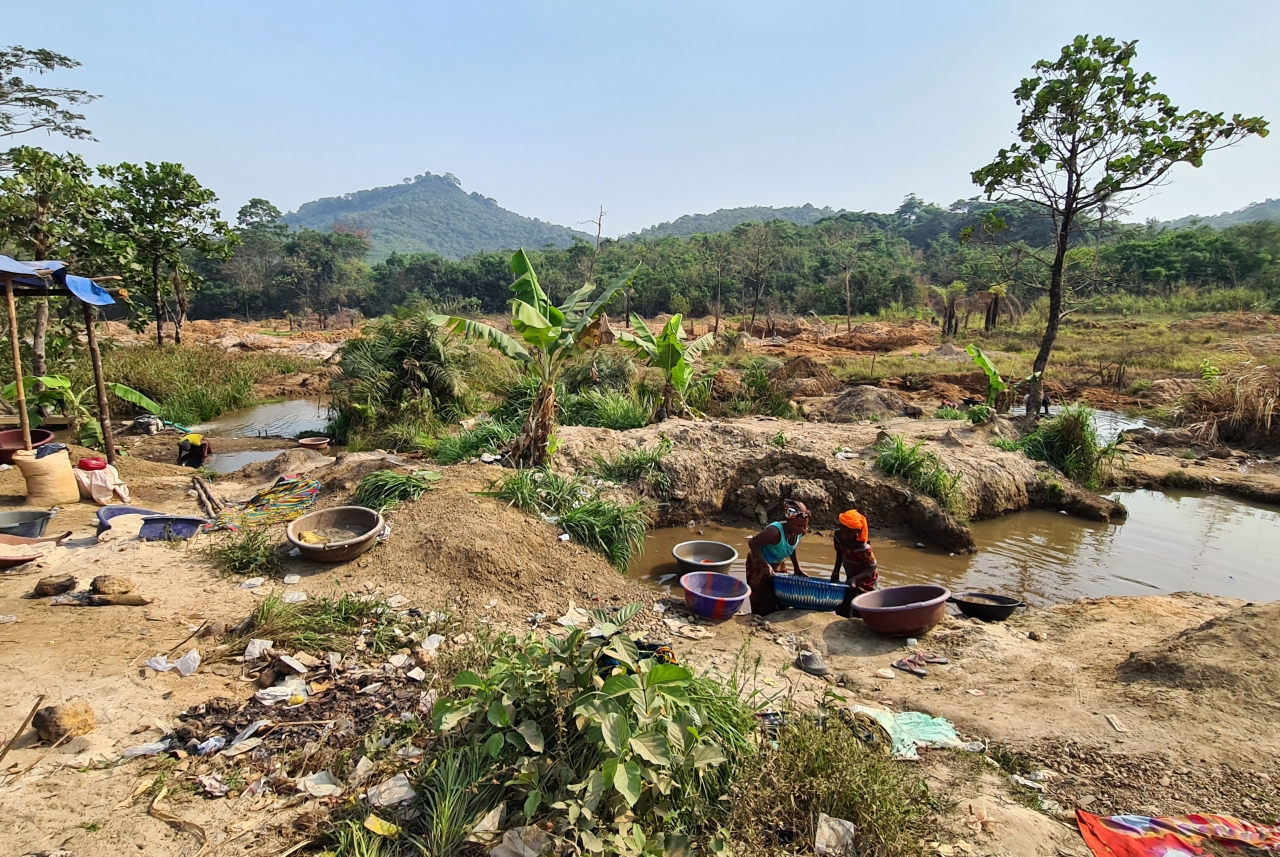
<box><xmin>0</xmin><ymin>256</ymin><xmax>115</xmax><ymax>305</ymax></box>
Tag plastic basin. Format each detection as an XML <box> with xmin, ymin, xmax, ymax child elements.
<box><xmin>140</xmin><ymin>515</ymin><xmax>208</xmax><ymax>542</ymax></box>
<box><xmin>949</xmin><ymin>592</ymin><xmax>1025</xmax><ymax>622</ymax></box>
<box><xmin>0</xmin><ymin>429</ymin><xmax>55</xmax><ymax>465</ymax></box>
<box><xmin>773</xmin><ymin>573</ymin><xmax>850</xmax><ymax>611</ymax></box>
<box><xmin>0</xmin><ymin>510</ymin><xmax>52</xmax><ymax>538</ymax></box>
<box><xmin>852</xmin><ymin>584</ymin><xmax>951</xmax><ymax>637</ymax></box>
<box><xmin>97</xmin><ymin>505</ymin><xmax>163</xmax><ymax>534</ymax></box>
<box><xmin>299</xmin><ymin>437</ymin><xmax>330</xmax><ymax>453</ymax></box>
<box><xmin>287</xmin><ymin>505</ymin><xmax>383</xmax><ymax>563</ymax></box>
<box><xmin>672</xmin><ymin>540</ymin><xmax>738</xmax><ymax>575</ymax></box>
<box><xmin>680</xmin><ymin>571</ymin><xmax>750</xmax><ymax>620</ymax></box>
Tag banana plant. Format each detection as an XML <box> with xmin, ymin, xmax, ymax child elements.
<box><xmin>965</xmin><ymin>344</ymin><xmax>1008</xmax><ymax>406</ymax></box>
<box><xmin>432</xmin><ymin>250</ymin><xmax>638</xmax><ymax>466</ymax></box>
<box><xmin>2</xmin><ymin>374</ymin><xmax>161</xmax><ymax>448</ymax></box>
<box><xmin>616</xmin><ymin>314</ymin><xmax>714</xmax><ymax>422</ymax></box>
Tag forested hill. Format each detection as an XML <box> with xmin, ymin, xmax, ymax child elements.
<box><xmin>629</xmin><ymin>204</ymin><xmax>843</xmax><ymax>239</ymax></box>
<box><xmin>1164</xmin><ymin>199</ymin><xmax>1280</xmax><ymax>230</ymax></box>
<box><xmin>281</xmin><ymin>172</ymin><xmax>592</xmax><ymax>260</ymax></box>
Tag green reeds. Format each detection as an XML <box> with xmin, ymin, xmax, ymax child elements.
<box><xmin>874</xmin><ymin>434</ymin><xmax>964</xmax><ymax>512</ymax></box>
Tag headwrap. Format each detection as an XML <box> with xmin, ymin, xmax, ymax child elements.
<box><xmin>838</xmin><ymin>509</ymin><xmax>868</xmax><ymax>541</ymax></box>
<box><xmin>783</xmin><ymin>500</ymin><xmax>810</xmax><ymax>518</ymax></box>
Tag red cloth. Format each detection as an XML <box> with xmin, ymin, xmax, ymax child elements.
<box><xmin>1077</xmin><ymin>810</ymin><xmax>1280</xmax><ymax>856</ymax></box>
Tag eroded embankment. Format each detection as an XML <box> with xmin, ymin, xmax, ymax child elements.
<box><xmin>555</xmin><ymin>415</ymin><xmax>1124</xmax><ymax>552</ymax></box>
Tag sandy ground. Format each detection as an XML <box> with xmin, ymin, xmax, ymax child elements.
<box><xmin>0</xmin><ymin>413</ymin><xmax>1274</xmax><ymax>856</ymax></box>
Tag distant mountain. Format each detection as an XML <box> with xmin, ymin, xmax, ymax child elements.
<box><xmin>282</xmin><ymin>172</ymin><xmax>592</xmax><ymax>260</ymax></box>
<box><xmin>1163</xmin><ymin>198</ymin><xmax>1280</xmax><ymax>230</ymax></box>
<box><xmin>628</xmin><ymin>204</ymin><xmax>843</xmax><ymax>240</ymax></box>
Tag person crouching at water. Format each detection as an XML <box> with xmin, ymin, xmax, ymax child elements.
<box><xmin>831</xmin><ymin>509</ymin><xmax>878</xmax><ymax>617</ymax></box>
<box><xmin>745</xmin><ymin>500</ymin><xmax>810</xmax><ymax>615</ymax></box>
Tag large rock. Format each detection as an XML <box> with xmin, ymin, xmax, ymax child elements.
<box><xmin>33</xmin><ymin>575</ymin><xmax>76</xmax><ymax>598</ymax></box>
<box><xmin>90</xmin><ymin>575</ymin><xmax>135</xmax><ymax>595</ymax></box>
<box><xmin>33</xmin><ymin>700</ymin><xmax>96</xmax><ymax>743</ymax></box>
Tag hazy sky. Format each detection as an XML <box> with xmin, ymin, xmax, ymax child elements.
<box><xmin>11</xmin><ymin>1</ymin><xmax>1278</xmax><ymax>235</ymax></box>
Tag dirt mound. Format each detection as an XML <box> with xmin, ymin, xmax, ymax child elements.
<box><xmin>822</xmin><ymin>321</ymin><xmax>937</xmax><ymax>352</ymax></box>
<box><xmin>743</xmin><ymin>317</ymin><xmax>811</xmax><ymax>338</ymax></box>
<box><xmin>1119</xmin><ymin>601</ymin><xmax>1280</xmax><ymax>699</ymax></box>
<box><xmin>228</xmin><ymin>448</ymin><xmax>334</xmax><ymax>482</ymax></box>
<box><xmin>1170</xmin><ymin>313</ymin><xmax>1278</xmax><ymax>334</ymax></box>
<box><xmin>929</xmin><ymin>343</ymin><xmax>970</xmax><ymax>360</ymax></box>
<box><xmin>708</xmin><ymin>368</ymin><xmax>744</xmax><ymax>401</ymax></box>
<box><xmin>769</xmin><ymin>356</ymin><xmax>841</xmax><ymax>396</ymax></box>
<box><xmin>810</xmin><ymin>386</ymin><xmax>908</xmax><ymax>421</ymax></box>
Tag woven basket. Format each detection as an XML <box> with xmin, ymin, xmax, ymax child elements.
<box><xmin>773</xmin><ymin>574</ymin><xmax>849</xmax><ymax>611</ymax></box>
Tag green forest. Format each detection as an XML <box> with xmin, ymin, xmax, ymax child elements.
<box><xmin>181</xmin><ymin>192</ymin><xmax>1280</xmax><ymax>327</ymax></box>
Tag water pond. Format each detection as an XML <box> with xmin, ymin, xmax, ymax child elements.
<box><xmin>195</xmin><ymin>396</ymin><xmax>330</xmax><ymax>438</ymax></box>
<box><xmin>630</xmin><ymin>489</ymin><xmax>1280</xmax><ymax>607</ymax></box>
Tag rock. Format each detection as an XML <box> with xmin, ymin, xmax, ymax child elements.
<box><xmin>90</xmin><ymin>575</ymin><xmax>135</xmax><ymax>595</ymax></box>
<box><xmin>32</xmin><ymin>700</ymin><xmax>96</xmax><ymax>742</ymax></box>
<box><xmin>33</xmin><ymin>574</ymin><xmax>76</xmax><ymax>597</ymax></box>
<box><xmin>1028</xmin><ymin>630</ymin><xmax>1047</xmax><ymax>642</ymax></box>
<box><xmin>198</xmin><ymin>621</ymin><xmax>226</xmax><ymax>638</ymax></box>
<box><xmin>902</xmin><ymin>404</ymin><xmax>925</xmax><ymax>418</ymax></box>
<box><xmin>255</xmin><ymin>667</ymin><xmax>278</xmax><ymax>688</ymax></box>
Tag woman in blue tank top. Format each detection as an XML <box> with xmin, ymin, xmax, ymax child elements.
<box><xmin>745</xmin><ymin>500</ymin><xmax>810</xmax><ymax>615</ymax></box>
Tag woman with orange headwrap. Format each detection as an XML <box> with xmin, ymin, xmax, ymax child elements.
<box><xmin>831</xmin><ymin>509</ymin><xmax>878</xmax><ymax>605</ymax></box>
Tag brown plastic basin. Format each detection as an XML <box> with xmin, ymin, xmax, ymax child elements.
<box><xmin>0</xmin><ymin>429</ymin><xmax>55</xmax><ymax>465</ymax></box>
<box><xmin>286</xmin><ymin>505</ymin><xmax>383</xmax><ymax>563</ymax></box>
<box><xmin>852</xmin><ymin>584</ymin><xmax>951</xmax><ymax>637</ymax></box>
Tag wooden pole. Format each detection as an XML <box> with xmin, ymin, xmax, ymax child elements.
<box><xmin>81</xmin><ymin>302</ymin><xmax>117</xmax><ymax>465</ymax></box>
<box><xmin>4</xmin><ymin>275</ymin><xmax>30</xmax><ymax>450</ymax></box>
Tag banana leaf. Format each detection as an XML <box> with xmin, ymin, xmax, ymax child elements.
<box><xmin>107</xmin><ymin>383</ymin><xmax>161</xmax><ymax>415</ymax></box>
<box><xmin>431</xmin><ymin>315</ymin><xmax>532</xmax><ymax>364</ymax></box>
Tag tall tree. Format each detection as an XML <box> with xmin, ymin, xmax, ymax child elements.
<box><xmin>276</xmin><ymin>226</ymin><xmax>370</xmax><ymax>327</ymax></box>
<box><xmin>100</xmin><ymin>161</ymin><xmax>235</xmax><ymax>345</ymax></box>
<box><xmin>971</xmin><ymin>35</ymin><xmax>1268</xmax><ymax>400</ymax></box>
<box><xmin>695</xmin><ymin>233</ymin><xmax>733</xmax><ymax>335</ymax></box>
<box><xmin>222</xmin><ymin>198</ymin><xmax>286</xmax><ymax>319</ymax></box>
<box><xmin>0</xmin><ymin>46</ymin><xmax>98</xmax><ymax>144</ymax></box>
<box><xmin>820</xmin><ymin>221</ymin><xmax>869</xmax><ymax>331</ymax></box>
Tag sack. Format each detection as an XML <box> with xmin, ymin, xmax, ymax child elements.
<box><xmin>13</xmin><ymin>448</ymin><xmax>81</xmax><ymax>507</ymax></box>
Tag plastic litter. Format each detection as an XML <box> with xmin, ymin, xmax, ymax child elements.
<box><xmin>388</xmin><ymin>653</ymin><xmax>411</xmax><ymax>669</ymax></box>
<box><xmin>277</xmin><ymin>655</ymin><xmax>308</xmax><ymax>674</ymax></box>
<box><xmin>556</xmin><ymin>603</ymin><xmax>591</xmax><ymax>627</ymax></box>
<box><xmin>420</xmin><ymin>634</ymin><xmax>445</xmax><ymax>653</ymax></box>
<box><xmin>364</xmin><ymin>815</ymin><xmax>400</xmax><ymax>837</ymax></box>
<box><xmin>254</xmin><ymin>687</ymin><xmax>295</xmax><ymax>706</ymax></box>
<box><xmin>197</xmin><ymin>773</ymin><xmax>229</xmax><ymax>797</ymax></box>
<box><xmin>283</xmin><ymin>574</ymin><xmax>300</xmax><ymax>585</ymax></box>
<box><xmin>0</xmin><ymin>615</ymin><xmax>15</xmax><ymax>624</ymax></box>
<box><xmin>195</xmin><ymin>736</ymin><xmax>226</xmax><ymax>755</ymax></box>
<box><xmin>386</xmin><ymin>594</ymin><xmax>409</xmax><ymax>608</ymax></box>
<box><xmin>146</xmin><ymin>649</ymin><xmax>201</xmax><ymax>676</ymax></box>
<box><xmin>244</xmin><ymin>639</ymin><xmax>273</xmax><ymax>660</ymax></box>
<box><xmin>122</xmin><ymin>740</ymin><xmax>172</xmax><ymax>758</ymax></box>
<box><xmin>815</xmin><ymin>813</ymin><xmax>858</xmax><ymax>855</ymax></box>
<box><xmin>350</xmin><ymin>755</ymin><xmax>375</xmax><ymax>786</ymax></box>
<box><xmin>407</xmin><ymin>667</ymin><xmax>426</xmax><ymax>681</ymax></box>
<box><xmin>366</xmin><ymin>772</ymin><xmax>416</xmax><ymax>806</ymax></box>
<box><xmin>1010</xmin><ymin>774</ymin><xmax>1047</xmax><ymax>792</ymax></box>
<box><xmin>231</xmin><ymin>719</ymin><xmax>271</xmax><ymax>746</ymax></box>
<box><xmin>849</xmin><ymin>705</ymin><xmax>968</xmax><ymax>760</ymax></box>
<box><xmin>240</xmin><ymin>577</ymin><xmax>264</xmax><ymax>589</ymax></box>
<box><xmin>297</xmin><ymin>770</ymin><xmax>344</xmax><ymax>797</ymax></box>
<box><xmin>222</xmin><ymin>736</ymin><xmax>262</xmax><ymax>757</ymax></box>
<box><xmin>282</xmin><ymin>591</ymin><xmax>307</xmax><ymax>603</ymax></box>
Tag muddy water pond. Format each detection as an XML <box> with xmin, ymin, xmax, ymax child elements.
<box><xmin>203</xmin><ymin>449</ymin><xmax>288</xmax><ymax>474</ymax></box>
<box><xmin>630</xmin><ymin>489</ymin><xmax>1280</xmax><ymax>607</ymax></box>
<box><xmin>195</xmin><ymin>396</ymin><xmax>330</xmax><ymax>438</ymax></box>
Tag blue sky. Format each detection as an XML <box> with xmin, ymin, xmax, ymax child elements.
<box><xmin>11</xmin><ymin>1</ymin><xmax>1278</xmax><ymax>235</ymax></box>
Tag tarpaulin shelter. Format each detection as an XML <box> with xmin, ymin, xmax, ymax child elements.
<box><xmin>0</xmin><ymin>256</ymin><xmax>123</xmax><ymax>463</ymax></box>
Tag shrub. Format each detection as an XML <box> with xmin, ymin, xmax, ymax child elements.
<box><xmin>201</xmin><ymin>529</ymin><xmax>281</xmax><ymax>577</ymax></box>
<box><xmin>433</xmin><ymin>418</ymin><xmax>520</xmax><ymax>465</ymax></box>
<box><xmin>998</xmin><ymin>404</ymin><xmax>1119</xmax><ymax>488</ymax></box>
<box><xmin>874</xmin><ymin>434</ymin><xmax>964</xmax><ymax>512</ymax></box>
<box><xmin>934</xmin><ymin>405</ymin><xmax>965</xmax><ymax>420</ymax></box>
<box><xmin>589</xmin><ymin>440</ymin><xmax>673</xmax><ymax>495</ymax></box>
<box><xmin>966</xmin><ymin>403</ymin><xmax>994</xmax><ymax>424</ymax></box>
<box><xmin>1170</xmin><ymin>356</ymin><xmax>1278</xmax><ymax>445</ymax></box>
<box><xmin>561</xmin><ymin>347</ymin><xmax>637</xmax><ymax>394</ymax></box>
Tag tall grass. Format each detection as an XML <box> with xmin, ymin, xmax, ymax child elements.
<box><xmin>1169</xmin><ymin>357</ymin><xmax>1278</xmax><ymax>445</ymax></box>
<box><xmin>432</xmin><ymin>418</ymin><xmax>520</xmax><ymax>464</ymax></box>
<box><xmin>993</xmin><ymin>404</ymin><xmax>1119</xmax><ymax>488</ymax></box>
<box><xmin>201</xmin><ymin>529</ymin><xmax>282</xmax><ymax>577</ymax></box>
<box><xmin>561</xmin><ymin>346</ymin><xmax>637</xmax><ymax>393</ymax></box>
<box><xmin>223</xmin><ymin>593</ymin><xmax>392</xmax><ymax>655</ymax></box>
<box><xmin>69</xmin><ymin>346</ymin><xmax>307</xmax><ymax>424</ymax></box>
<box><xmin>490</xmin><ymin>468</ymin><xmax>648</xmax><ymax>569</ymax></box>
<box><xmin>874</xmin><ymin>434</ymin><xmax>964</xmax><ymax>512</ymax></box>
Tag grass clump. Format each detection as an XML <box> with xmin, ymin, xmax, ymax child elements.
<box><xmin>727</xmin><ymin>716</ymin><xmax>935</xmax><ymax>857</ymax></box>
<box><xmin>432</xmin><ymin>418</ymin><xmax>520</xmax><ymax>464</ymax></box>
<box><xmin>561</xmin><ymin>346</ymin><xmax>637</xmax><ymax>393</ymax></box>
<box><xmin>201</xmin><ymin>529</ymin><xmax>281</xmax><ymax>577</ymax></box>
<box><xmin>874</xmin><ymin>434</ymin><xmax>964</xmax><ymax>512</ymax></box>
<box><xmin>934</xmin><ymin>405</ymin><xmax>965</xmax><ymax>420</ymax></box>
<box><xmin>589</xmin><ymin>439</ymin><xmax>673</xmax><ymax>495</ymax></box>
<box><xmin>996</xmin><ymin>405</ymin><xmax>1119</xmax><ymax>488</ymax></box>
<box><xmin>1170</xmin><ymin>356</ymin><xmax>1278</xmax><ymax>445</ymax></box>
<box><xmin>225</xmin><ymin>593</ymin><xmax>398</xmax><ymax>655</ymax></box>
<box><xmin>353</xmin><ymin>468</ymin><xmax>442</xmax><ymax>511</ymax></box>
<box><xmin>491</xmin><ymin>468</ymin><xmax>648</xmax><ymax>569</ymax></box>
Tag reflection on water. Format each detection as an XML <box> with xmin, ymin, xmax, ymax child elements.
<box><xmin>629</xmin><ymin>490</ymin><xmax>1280</xmax><ymax>605</ymax></box>
<box><xmin>204</xmin><ymin>450</ymin><xmax>285</xmax><ymax>474</ymax></box>
<box><xmin>196</xmin><ymin>397</ymin><xmax>330</xmax><ymax>438</ymax></box>
<box><xmin>1010</xmin><ymin>406</ymin><xmax>1157</xmax><ymax>443</ymax></box>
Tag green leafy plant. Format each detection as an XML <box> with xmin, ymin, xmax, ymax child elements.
<box><xmin>934</xmin><ymin>405</ymin><xmax>965</xmax><ymax>420</ymax></box>
<box><xmin>1200</xmin><ymin>358</ymin><xmax>1221</xmax><ymax>383</ymax></box>
<box><xmin>965</xmin><ymin>344</ymin><xmax>1007</xmax><ymax>406</ymax></box>
<box><xmin>874</xmin><ymin>434</ymin><xmax>964</xmax><ymax>512</ymax></box>
<box><xmin>995</xmin><ymin>405</ymin><xmax>1120</xmax><ymax>488</ymax></box>
<box><xmin>3</xmin><ymin>374</ymin><xmax>159</xmax><ymax>447</ymax></box>
<box><xmin>353</xmin><ymin>468</ymin><xmax>442</xmax><ymax>512</ymax></box>
<box><xmin>430</xmin><ymin>605</ymin><xmax>752</xmax><ymax>855</ymax></box>
<box><xmin>966</xmin><ymin>403</ymin><xmax>994</xmax><ymax>425</ymax></box>
<box><xmin>433</xmin><ymin>418</ymin><xmax>521</xmax><ymax>465</ymax></box>
<box><xmin>616</xmin><ymin>314</ymin><xmax>715</xmax><ymax>421</ymax></box>
<box><xmin>434</xmin><ymin>250</ymin><xmax>638</xmax><ymax>466</ymax></box>
<box><xmin>770</xmin><ymin>431</ymin><xmax>788</xmax><ymax>448</ymax></box>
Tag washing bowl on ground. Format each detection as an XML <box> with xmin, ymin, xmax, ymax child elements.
<box><xmin>672</xmin><ymin>540</ymin><xmax>738</xmax><ymax>575</ymax></box>
<box><xmin>680</xmin><ymin>571</ymin><xmax>750</xmax><ymax>620</ymax></box>
<box><xmin>852</xmin><ymin>584</ymin><xmax>951</xmax><ymax>637</ymax></box>
<box><xmin>286</xmin><ymin>505</ymin><xmax>383</xmax><ymax>563</ymax></box>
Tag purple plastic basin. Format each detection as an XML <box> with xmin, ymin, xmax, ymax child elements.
<box><xmin>680</xmin><ymin>571</ymin><xmax>751</xmax><ymax>620</ymax></box>
<box><xmin>852</xmin><ymin>584</ymin><xmax>951</xmax><ymax>637</ymax></box>
<box><xmin>0</xmin><ymin>429</ymin><xmax>55</xmax><ymax>465</ymax></box>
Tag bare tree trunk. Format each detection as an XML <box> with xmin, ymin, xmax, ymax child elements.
<box><xmin>509</xmin><ymin>382</ymin><xmax>557</xmax><ymax>468</ymax></box>
<box><xmin>713</xmin><ymin>277</ymin><xmax>721</xmax><ymax>336</ymax></box>
<box><xmin>32</xmin><ymin>299</ymin><xmax>48</xmax><ymax>376</ymax></box>
<box><xmin>844</xmin><ymin>270</ymin><xmax>853</xmax><ymax>332</ymax></box>
<box><xmin>1029</xmin><ymin>216</ymin><xmax>1073</xmax><ymax>407</ymax></box>
<box><xmin>173</xmin><ymin>274</ymin><xmax>188</xmax><ymax>346</ymax></box>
